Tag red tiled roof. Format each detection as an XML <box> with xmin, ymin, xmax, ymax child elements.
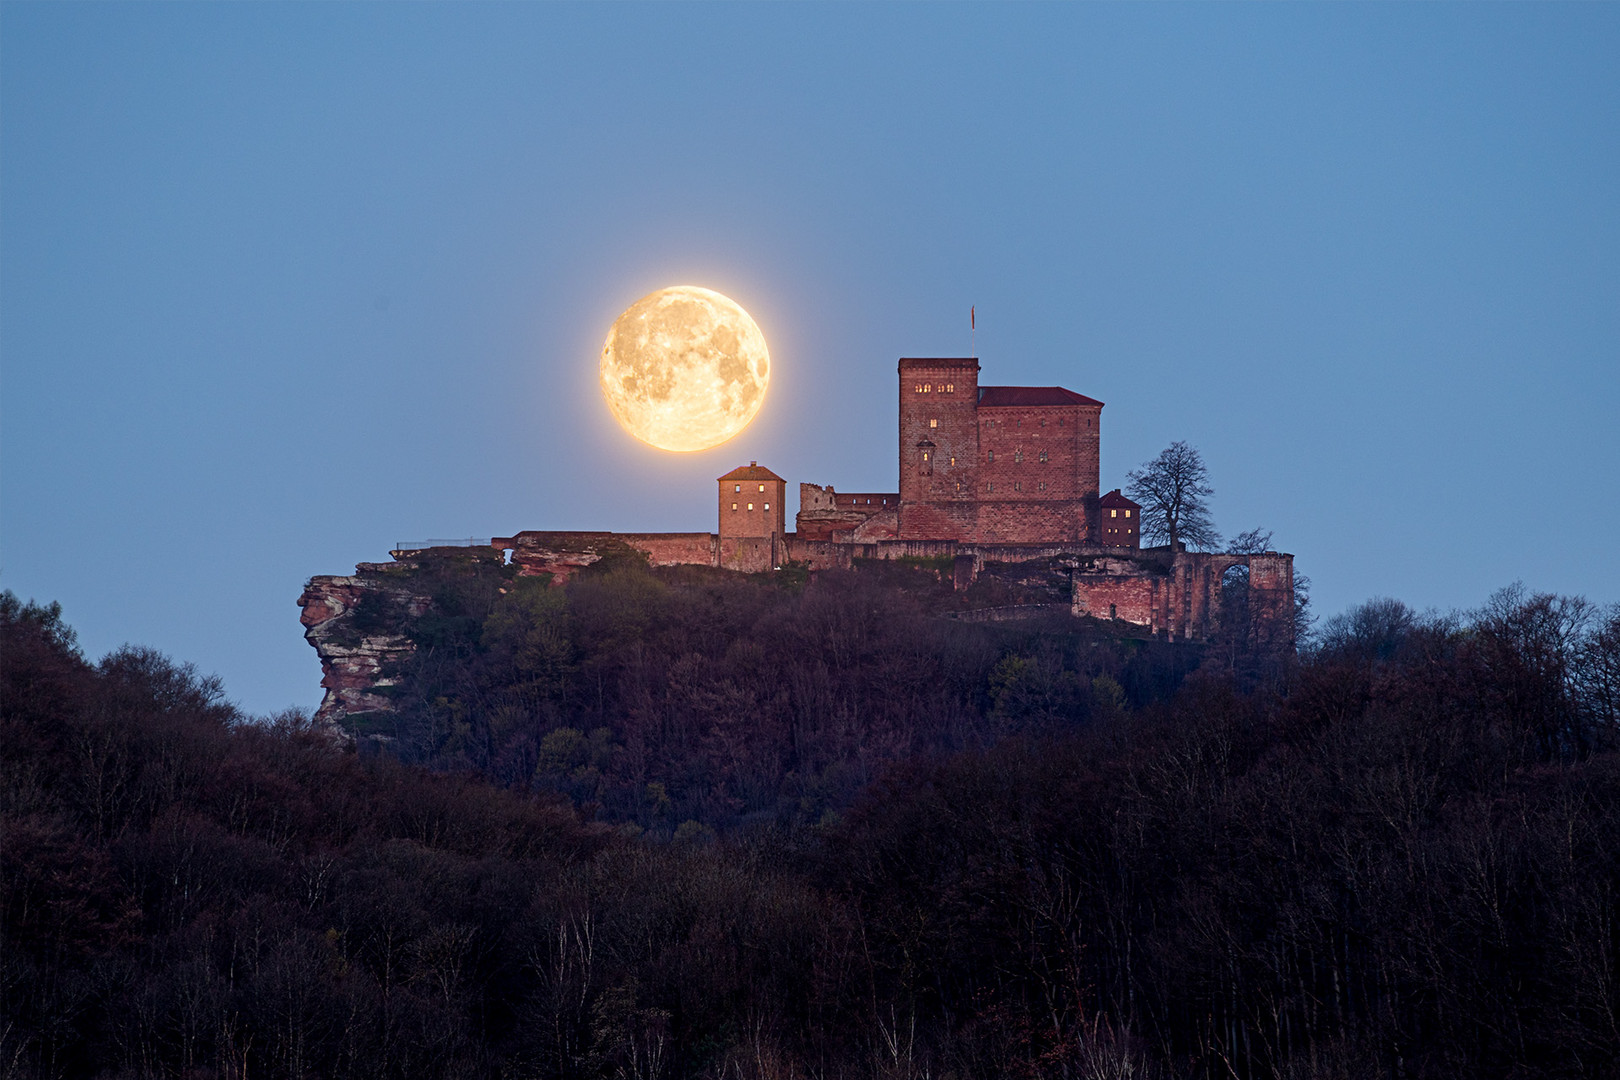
<box><xmin>717</xmin><ymin>462</ymin><xmax>785</xmax><ymax>482</ymax></box>
<box><xmin>1098</xmin><ymin>489</ymin><xmax>1140</xmax><ymax>508</ymax></box>
<box><xmin>977</xmin><ymin>385</ymin><xmax>1103</xmax><ymax>408</ymax></box>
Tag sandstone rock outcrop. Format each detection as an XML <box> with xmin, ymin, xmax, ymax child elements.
<box><xmin>297</xmin><ymin>561</ymin><xmax>433</xmax><ymax>725</ymax></box>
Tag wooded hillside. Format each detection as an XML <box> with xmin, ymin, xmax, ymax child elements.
<box><xmin>4</xmin><ymin>574</ymin><xmax>1619</xmax><ymax>1079</ymax></box>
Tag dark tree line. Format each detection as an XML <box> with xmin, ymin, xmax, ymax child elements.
<box><xmin>5</xmin><ymin>579</ymin><xmax>1620</xmax><ymax>1079</ymax></box>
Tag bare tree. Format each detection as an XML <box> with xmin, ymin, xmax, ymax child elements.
<box><xmin>1125</xmin><ymin>441</ymin><xmax>1220</xmax><ymax>553</ymax></box>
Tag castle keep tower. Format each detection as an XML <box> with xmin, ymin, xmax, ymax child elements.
<box><xmin>898</xmin><ymin>357</ymin><xmax>981</xmax><ymax>540</ymax></box>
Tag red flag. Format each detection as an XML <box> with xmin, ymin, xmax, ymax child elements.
<box><xmin>971</xmin><ymin>306</ymin><xmax>975</xmax><ymax>330</ymax></box>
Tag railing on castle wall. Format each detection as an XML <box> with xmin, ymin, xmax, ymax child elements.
<box><xmin>392</xmin><ymin>538</ymin><xmax>493</xmax><ymax>551</ymax></box>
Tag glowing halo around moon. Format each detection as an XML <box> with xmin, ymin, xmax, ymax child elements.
<box><xmin>599</xmin><ymin>285</ymin><xmax>771</xmax><ymax>453</ymax></box>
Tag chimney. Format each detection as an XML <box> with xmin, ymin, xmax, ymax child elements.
<box><xmin>750</xmin><ymin>460</ymin><xmax>757</xmax><ymax>467</ymax></box>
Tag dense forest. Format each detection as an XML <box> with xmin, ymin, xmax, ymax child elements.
<box><xmin>5</xmin><ymin>556</ymin><xmax>1620</xmax><ymax>1079</ymax></box>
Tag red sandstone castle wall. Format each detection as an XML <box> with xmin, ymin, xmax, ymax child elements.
<box><xmin>623</xmin><ymin>533</ymin><xmax>719</xmax><ymax>568</ymax></box>
<box><xmin>719</xmin><ymin>536</ymin><xmax>776</xmax><ymax>573</ymax></box>
<box><xmin>797</xmin><ymin>484</ymin><xmax>898</xmax><ymax>541</ymax></box>
<box><xmin>974</xmin><ymin>499</ymin><xmax>1083</xmax><ymax>544</ymax></box>
<box><xmin>1072</xmin><ymin>573</ymin><xmax>1157</xmax><ymax>627</ymax></box>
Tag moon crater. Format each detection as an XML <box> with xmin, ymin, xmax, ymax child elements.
<box><xmin>599</xmin><ymin>286</ymin><xmax>770</xmax><ymax>452</ymax></box>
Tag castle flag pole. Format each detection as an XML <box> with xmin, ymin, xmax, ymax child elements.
<box><xmin>971</xmin><ymin>305</ymin><xmax>975</xmax><ymax>357</ymax></box>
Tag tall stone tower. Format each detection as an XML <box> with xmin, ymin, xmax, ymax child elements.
<box><xmin>897</xmin><ymin>357</ymin><xmax>981</xmax><ymax>540</ymax></box>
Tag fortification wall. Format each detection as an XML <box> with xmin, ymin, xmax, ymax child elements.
<box><xmin>974</xmin><ymin>499</ymin><xmax>1085</xmax><ymax>544</ymax></box>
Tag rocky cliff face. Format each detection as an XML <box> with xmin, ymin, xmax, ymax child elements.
<box><xmin>298</xmin><ymin>562</ymin><xmax>433</xmax><ymax>725</ymax></box>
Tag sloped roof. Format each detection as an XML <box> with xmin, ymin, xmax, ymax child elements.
<box><xmin>1098</xmin><ymin>488</ymin><xmax>1140</xmax><ymax>509</ymax></box>
<box><xmin>977</xmin><ymin>385</ymin><xmax>1103</xmax><ymax>408</ymax></box>
<box><xmin>717</xmin><ymin>462</ymin><xmax>785</xmax><ymax>483</ymax></box>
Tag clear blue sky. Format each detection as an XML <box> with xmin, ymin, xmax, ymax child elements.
<box><xmin>4</xmin><ymin>4</ymin><xmax>1617</xmax><ymax>716</ymax></box>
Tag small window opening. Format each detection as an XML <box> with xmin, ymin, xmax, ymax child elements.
<box><xmin>930</xmin><ymin>419</ymin><xmax>938</xmax><ymax>428</ymax></box>
<box><xmin>747</xmin><ymin>503</ymin><xmax>754</xmax><ymax>511</ymax></box>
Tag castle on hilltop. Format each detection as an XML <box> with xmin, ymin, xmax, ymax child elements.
<box><xmin>301</xmin><ymin>356</ymin><xmax>1295</xmax><ymax>722</ymax></box>
<box><xmin>487</xmin><ymin>357</ymin><xmax>1293</xmax><ymax>646</ymax></box>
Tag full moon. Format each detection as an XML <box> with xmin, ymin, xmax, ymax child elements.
<box><xmin>599</xmin><ymin>285</ymin><xmax>771</xmax><ymax>452</ymax></box>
